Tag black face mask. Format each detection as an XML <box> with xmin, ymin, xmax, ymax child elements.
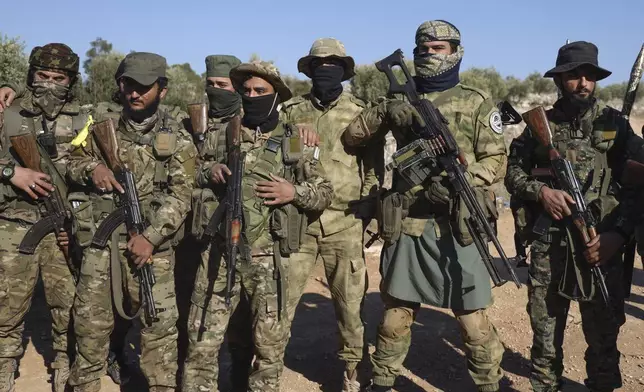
<box><xmin>206</xmin><ymin>86</ymin><xmax>241</xmax><ymax>119</ymax></box>
<box><xmin>311</xmin><ymin>65</ymin><xmax>344</xmax><ymax>104</ymax></box>
<box><xmin>242</xmin><ymin>93</ymin><xmax>280</xmax><ymax>133</ymax></box>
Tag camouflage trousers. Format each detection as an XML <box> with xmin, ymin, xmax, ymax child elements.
<box><xmin>283</xmin><ymin>224</ymin><xmax>368</xmax><ymax>372</ymax></box>
<box><xmin>182</xmin><ymin>242</ymin><xmax>287</xmax><ymax>392</ymax></box>
<box><xmin>68</xmin><ymin>243</ymin><xmax>179</xmax><ymax>391</ymax></box>
<box><xmin>0</xmin><ymin>221</ymin><xmax>75</xmax><ymax>375</ymax></box>
<box><xmin>372</xmin><ymin>292</ymin><xmax>505</xmax><ymax>392</ymax></box>
<box><xmin>527</xmin><ymin>241</ymin><xmax>625</xmax><ymax>392</ymax></box>
<box><xmin>181</xmin><ymin>242</ymin><xmax>253</xmax><ymax>392</ymax></box>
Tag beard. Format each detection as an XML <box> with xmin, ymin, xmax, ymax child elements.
<box><xmin>122</xmin><ymin>92</ymin><xmax>162</xmax><ymax>122</ymax></box>
<box><xmin>558</xmin><ymin>81</ymin><xmax>595</xmax><ymax>113</ymax></box>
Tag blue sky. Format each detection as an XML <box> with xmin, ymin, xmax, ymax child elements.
<box><xmin>2</xmin><ymin>0</ymin><xmax>642</xmax><ymax>84</ymax></box>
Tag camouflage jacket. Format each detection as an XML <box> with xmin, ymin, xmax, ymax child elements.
<box><xmin>66</xmin><ymin>109</ymin><xmax>197</xmax><ymax>247</ymax></box>
<box><xmin>232</xmin><ymin>122</ymin><xmax>334</xmax><ymax>250</ymax></box>
<box><xmin>0</xmin><ymin>93</ymin><xmax>92</xmax><ymax>223</ymax></box>
<box><xmin>505</xmin><ymin>98</ymin><xmax>644</xmax><ymax>237</ymax></box>
<box><xmin>281</xmin><ymin>91</ymin><xmax>376</xmax><ymax>236</ymax></box>
<box><xmin>343</xmin><ymin>83</ymin><xmax>507</xmax><ymax>234</ymax></box>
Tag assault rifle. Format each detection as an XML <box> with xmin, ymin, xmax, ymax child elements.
<box><xmin>90</xmin><ymin>119</ymin><xmax>159</xmax><ymax>322</ymax></box>
<box><xmin>523</xmin><ymin>106</ymin><xmax>610</xmax><ymax>306</ymax></box>
<box><xmin>10</xmin><ymin>132</ymin><xmax>79</xmax><ymax>273</ymax></box>
<box><xmin>204</xmin><ymin>115</ymin><xmax>246</xmax><ymax>307</ymax></box>
<box><xmin>376</xmin><ymin>49</ymin><xmax>521</xmax><ymax>288</ymax></box>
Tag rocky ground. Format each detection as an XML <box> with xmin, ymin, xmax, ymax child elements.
<box><xmin>12</xmin><ymin>115</ymin><xmax>644</xmax><ymax>391</ymax></box>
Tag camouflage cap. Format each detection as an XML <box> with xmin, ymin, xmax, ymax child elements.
<box><xmin>230</xmin><ymin>61</ymin><xmax>292</xmax><ymax>102</ymax></box>
<box><xmin>205</xmin><ymin>55</ymin><xmax>242</xmax><ymax>78</ymax></box>
<box><xmin>115</xmin><ymin>52</ymin><xmax>167</xmax><ymax>86</ymax></box>
<box><xmin>415</xmin><ymin>20</ymin><xmax>461</xmax><ymax>45</ymax></box>
<box><xmin>29</xmin><ymin>43</ymin><xmax>79</xmax><ymax>74</ymax></box>
<box><xmin>297</xmin><ymin>38</ymin><xmax>355</xmax><ymax>81</ymax></box>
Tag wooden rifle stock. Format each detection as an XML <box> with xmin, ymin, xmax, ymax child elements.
<box><xmin>522</xmin><ymin>106</ymin><xmax>560</xmax><ymax>160</ymax></box>
<box><xmin>10</xmin><ymin>133</ymin><xmax>43</xmax><ymax>173</ymax></box>
<box><xmin>93</xmin><ymin>119</ymin><xmax>124</xmax><ymax>173</ymax></box>
<box><xmin>187</xmin><ymin>103</ymin><xmax>208</xmax><ymax>136</ymax></box>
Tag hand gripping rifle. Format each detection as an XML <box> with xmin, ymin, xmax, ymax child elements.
<box><xmin>523</xmin><ymin>106</ymin><xmax>610</xmax><ymax>306</ymax></box>
<box><xmin>376</xmin><ymin>49</ymin><xmax>521</xmax><ymax>288</ymax></box>
<box><xmin>90</xmin><ymin>119</ymin><xmax>159</xmax><ymax>321</ymax></box>
<box><xmin>10</xmin><ymin>132</ymin><xmax>80</xmax><ymax>274</ymax></box>
<box><xmin>619</xmin><ymin>43</ymin><xmax>644</xmax><ymax>297</ymax></box>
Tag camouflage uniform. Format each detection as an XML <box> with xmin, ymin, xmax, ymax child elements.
<box><xmin>181</xmin><ymin>55</ymin><xmax>254</xmax><ymax>392</ymax></box>
<box><xmin>182</xmin><ymin>61</ymin><xmax>334</xmax><ymax>392</ymax></box>
<box><xmin>344</xmin><ymin>21</ymin><xmax>506</xmax><ymax>392</ymax></box>
<box><xmin>0</xmin><ymin>43</ymin><xmax>86</xmax><ymax>392</ymax></box>
<box><xmin>505</xmin><ymin>42</ymin><xmax>644</xmax><ymax>392</ymax></box>
<box><xmin>279</xmin><ymin>38</ymin><xmax>377</xmax><ymax>391</ymax></box>
<box><xmin>65</xmin><ymin>52</ymin><xmax>197</xmax><ymax>392</ymax></box>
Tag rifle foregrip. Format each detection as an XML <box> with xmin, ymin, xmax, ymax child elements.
<box><xmin>18</xmin><ymin>217</ymin><xmax>57</xmax><ymax>254</ymax></box>
<box><xmin>91</xmin><ymin>207</ymin><xmax>126</xmax><ymax>248</ymax></box>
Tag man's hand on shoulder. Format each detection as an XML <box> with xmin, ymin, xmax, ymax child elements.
<box><xmin>0</xmin><ymin>86</ymin><xmax>17</xmax><ymax>112</ymax></box>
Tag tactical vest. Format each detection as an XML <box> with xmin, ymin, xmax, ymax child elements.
<box><xmin>0</xmin><ymin>101</ymin><xmax>87</xmax><ymax>222</ymax></box>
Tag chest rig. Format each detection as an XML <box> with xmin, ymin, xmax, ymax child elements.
<box><xmin>115</xmin><ymin>111</ymin><xmax>178</xmax><ymax>191</ymax></box>
<box><xmin>546</xmin><ymin>106</ymin><xmax>617</xmax><ymax>205</ymax></box>
<box><xmin>241</xmin><ymin>123</ymin><xmax>306</xmax><ymax>254</ymax></box>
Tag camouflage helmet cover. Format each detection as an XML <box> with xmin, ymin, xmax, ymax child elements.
<box><xmin>29</xmin><ymin>43</ymin><xmax>80</xmax><ymax>74</ymax></box>
<box><xmin>230</xmin><ymin>61</ymin><xmax>293</xmax><ymax>102</ymax></box>
<box><xmin>297</xmin><ymin>38</ymin><xmax>355</xmax><ymax>81</ymax></box>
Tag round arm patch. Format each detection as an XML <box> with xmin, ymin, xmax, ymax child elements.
<box><xmin>489</xmin><ymin>111</ymin><xmax>503</xmax><ymax>134</ymax></box>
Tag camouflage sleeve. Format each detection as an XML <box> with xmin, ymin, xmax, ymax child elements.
<box><xmin>142</xmin><ymin>132</ymin><xmax>197</xmax><ymax>246</ymax></box>
<box><xmin>0</xmin><ymin>80</ymin><xmax>26</xmax><ymax>99</ymax></box>
<box><xmin>504</xmin><ymin>126</ymin><xmax>545</xmax><ymax>201</ymax></box>
<box><xmin>291</xmin><ymin>146</ymin><xmax>334</xmax><ymax>212</ymax></box>
<box><xmin>65</xmin><ymin>141</ymin><xmax>102</xmax><ymax>187</ymax></box>
<box><xmin>196</xmin><ymin>160</ymin><xmax>214</xmax><ymax>188</ymax></box>
<box><xmin>343</xmin><ymin>101</ymin><xmax>389</xmax><ymax>147</ymax></box>
<box><xmin>468</xmin><ymin>98</ymin><xmax>507</xmax><ymax>187</ymax></box>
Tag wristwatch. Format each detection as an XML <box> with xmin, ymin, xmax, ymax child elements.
<box><xmin>0</xmin><ymin>162</ymin><xmax>15</xmax><ymax>181</ymax></box>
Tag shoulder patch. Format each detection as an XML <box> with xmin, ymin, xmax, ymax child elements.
<box><xmin>347</xmin><ymin>93</ymin><xmax>368</xmax><ymax>108</ymax></box>
<box><xmin>489</xmin><ymin>111</ymin><xmax>503</xmax><ymax>134</ymax></box>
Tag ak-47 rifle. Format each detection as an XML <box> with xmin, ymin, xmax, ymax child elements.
<box><xmin>90</xmin><ymin>119</ymin><xmax>159</xmax><ymax>322</ymax></box>
<box><xmin>10</xmin><ymin>133</ymin><xmax>79</xmax><ymax>272</ymax></box>
<box><xmin>523</xmin><ymin>106</ymin><xmax>610</xmax><ymax>306</ymax></box>
<box><xmin>376</xmin><ymin>49</ymin><xmax>521</xmax><ymax>288</ymax></box>
<box><xmin>620</xmin><ymin>44</ymin><xmax>644</xmax><ymax>297</ymax></box>
<box><xmin>203</xmin><ymin>115</ymin><xmax>246</xmax><ymax>307</ymax></box>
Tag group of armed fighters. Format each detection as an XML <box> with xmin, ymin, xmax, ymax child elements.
<box><xmin>0</xmin><ymin>18</ymin><xmax>643</xmax><ymax>392</ymax></box>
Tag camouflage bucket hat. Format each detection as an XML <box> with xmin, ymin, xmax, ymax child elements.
<box><xmin>297</xmin><ymin>38</ymin><xmax>355</xmax><ymax>81</ymax></box>
<box><xmin>29</xmin><ymin>43</ymin><xmax>79</xmax><ymax>74</ymax></box>
<box><xmin>205</xmin><ymin>54</ymin><xmax>242</xmax><ymax>78</ymax></box>
<box><xmin>230</xmin><ymin>61</ymin><xmax>293</xmax><ymax>102</ymax></box>
<box><xmin>115</xmin><ymin>52</ymin><xmax>168</xmax><ymax>86</ymax></box>
<box><xmin>415</xmin><ymin>20</ymin><xmax>461</xmax><ymax>45</ymax></box>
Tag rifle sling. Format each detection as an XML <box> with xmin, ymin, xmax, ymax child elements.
<box><xmin>110</xmin><ymin>229</ymin><xmax>143</xmax><ymax>321</ymax></box>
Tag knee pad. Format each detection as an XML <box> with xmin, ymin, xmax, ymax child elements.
<box><xmin>455</xmin><ymin>309</ymin><xmax>493</xmax><ymax>346</ymax></box>
<box><xmin>380</xmin><ymin>307</ymin><xmax>414</xmax><ymax>339</ymax></box>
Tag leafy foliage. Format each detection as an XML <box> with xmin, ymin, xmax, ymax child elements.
<box><xmin>164</xmin><ymin>63</ymin><xmax>204</xmax><ymax>110</ymax></box>
<box><xmin>0</xmin><ymin>33</ymin><xmax>28</xmax><ymax>86</ymax></box>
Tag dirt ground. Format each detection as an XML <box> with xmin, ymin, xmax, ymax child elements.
<box><xmin>12</xmin><ymin>115</ymin><xmax>644</xmax><ymax>392</ymax></box>
<box><xmin>12</xmin><ymin>209</ymin><xmax>644</xmax><ymax>392</ymax></box>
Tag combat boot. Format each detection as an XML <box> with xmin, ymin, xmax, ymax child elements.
<box><xmin>0</xmin><ymin>358</ymin><xmax>16</xmax><ymax>392</ymax></box>
<box><xmin>52</xmin><ymin>355</ymin><xmax>70</xmax><ymax>392</ymax></box>
<box><xmin>342</xmin><ymin>370</ymin><xmax>361</xmax><ymax>392</ymax></box>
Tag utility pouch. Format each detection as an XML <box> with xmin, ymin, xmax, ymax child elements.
<box><xmin>270</xmin><ymin>204</ymin><xmax>303</xmax><ymax>255</ymax></box>
<box><xmin>191</xmin><ymin>187</ymin><xmax>220</xmax><ymax>240</ymax></box>
<box><xmin>451</xmin><ymin>187</ymin><xmax>498</xmax><ymax>246</ymax></box>
<box><xmin>377</xmin><ymin>192</ymin><xmax>404</xmax><ymax>242</ymax></box>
